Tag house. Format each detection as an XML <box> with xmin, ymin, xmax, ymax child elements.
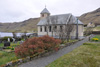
<box><xmin>87</xmin><ymin>22</ymin><xmax>95</xmax><ymax>27</ymax></box>
<box><xmin>37</xmin><ymin>7</ymin><xmax>84</xmax><ymax>39</ymax></box>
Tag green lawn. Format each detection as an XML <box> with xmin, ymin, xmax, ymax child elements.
<box><xmin>0</xmin><ymin>42</ymin><xmax>20</xmax><ymax>66</ymax></box>
<box><xmin>0</xmin><ymin>51</ymin><xmax>19</xmax><ymax>66</ymax></box>
<box><xmin>0</xmin><ymin>42</ymin><xmax>20</xmax><ymax>47</ymax></box>
<box><xmin>0</xmin><ymin>43</ymin><xmax>4</xmax><ymax>47</ymax></box>
<box><xmin>46</xmin><ymin>43</ymin><xmax>100</xmax><ymax>67</ymax></box>
<box><xmin>91</xmin><ymin>35</ymin><xmax>100</xmax><ymax>41</ymax></box>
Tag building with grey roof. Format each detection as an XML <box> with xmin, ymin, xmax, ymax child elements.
<box><xmin>37</xmin><ymin>7</ymin><xmax>84</xmax><ymax>39</ymax></box>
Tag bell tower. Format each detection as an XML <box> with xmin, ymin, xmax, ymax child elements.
<box><xmin>40</xmin><ymin>7</ymin><xmax>50</xmax><ymax>19</ymax></box>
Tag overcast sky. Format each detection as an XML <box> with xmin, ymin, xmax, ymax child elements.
<box><xmin>0</xmin><ymin>0</ymin><xmax>100</xmax><ymax>23</ymax></box>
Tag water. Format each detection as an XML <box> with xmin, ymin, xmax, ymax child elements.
<box><xmin>0</xmin><ymin>32</ymin><xmax>32</xmax><ymax>37</ymax></box>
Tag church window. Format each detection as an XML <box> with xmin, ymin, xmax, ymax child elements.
<box><xmin>54</xmin><ymin>26</ymin><xmax>57</xmax><ymax>31</ymax></box>
<box><xmin>42</xmin><ymin>14</ymin><xmax>44</xmax><ymax>17</ymax></box>
<box><xmin>44</xmin><ymin>26</ymin><xmax>47</xmax><ymax>32</ymax></box>
<box><xmin>40</xmin><ymin>26</ymin><xmax>42</xmax><ymax>32</ymax></box>
<box><xmin>49</xmin><ymin>26</ymin><xmax>51</xmax><ymax>32</ymax></box>
<box><xmin>60</xmin><ymin>25</ymin><xmax>63</xmax><ymax>31</ymax></box>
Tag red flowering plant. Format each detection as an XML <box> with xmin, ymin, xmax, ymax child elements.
<box><xmin>15</xmin><ymin>35</ymin><xmax>61</xmax><ymax>58</ymax></box>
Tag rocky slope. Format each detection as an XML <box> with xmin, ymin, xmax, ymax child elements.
<box><xmin>0</xmin><ymin>7</ymin><xmax>100</xmax><ymax>32</ymax></box>
<box><xmin>78</xmin><ymin>8</ymin><xmax>100</xmax><ymax>25</ymax></box>
<box><xmin>0</xmin><ymin>18</ymin><xmax>40</xmax><ymax>32</ymax></box>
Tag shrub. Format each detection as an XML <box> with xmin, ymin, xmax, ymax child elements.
<box><xmin>11</xmin><ymin>47</ymin><xmax>14</xmax><ymax>50</ymax></box>
<box><xmin>15</xmin><ymin>35</ymin><xmax>61</xmax><ymax>58</ymax></box>
<box><xmin>6</xmin><ymin>46</ymin><xmax>12</xmax><ymax>49</ymax></box>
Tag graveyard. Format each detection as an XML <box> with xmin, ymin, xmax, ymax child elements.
<box><xmin>0</xmin><ymin>51</ymin><xmax>18</xmax><ymax>66</ymax></box>
<box><xmin>0</xmin><ymin>35</ymin><xmax>78</xmax><ymax>66</ymax></box>
<box><xmin>0</xmin><ymin>36</ymin><xmax>25</xmax><ymax>66</ymax></box>
<box><xmin>0</xmin><ymin>39</ymin><xmax>20</xmax><ymax>66</ymax></box>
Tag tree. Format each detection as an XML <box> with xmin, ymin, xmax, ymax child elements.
<box><xmin>84</xmin><ymin>27</ymin><xmax>93</xmax><ymax>36</ymax></box>
<box><xmin>12</xmin><ymin>32</ymin><xmax>17</xmax><ymax>38</ymax></box>
<box><xmin>20</xmin><ymin>31</ymin><xmax>27</xmax><ymax>40</ymax></box>
<box><xmin>50</xmin><ymin>16</ymin><xmax>58</xmax><ymax>37</ymax></box>
<box><xmin>64</xmin><ymin>15</ymin><xmax>75</xmax><ymax>41</ymax></box>
<box><xmin>46</xmin><ymin>14</ymin><xmax>75</xmax><ymax>41</ymax></box>
<box><xmin>46</xmin><ymin>17</ymin><xmax>50</xmax><ymax>35</ymax></box>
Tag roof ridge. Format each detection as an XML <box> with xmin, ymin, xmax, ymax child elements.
<box><xmin>50</xmin><ymin>13</ymin><xmax>72</xmax><ymax>17</ymax></box>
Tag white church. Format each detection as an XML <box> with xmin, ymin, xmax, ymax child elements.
<box><xmin>37</xmin><ymin>7</ymin><xmax>84</xmax><ymax>39</ymax></box>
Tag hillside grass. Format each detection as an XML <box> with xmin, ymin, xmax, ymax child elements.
<box><xmin>93</xmin><ymin>26</ymin><xmax>100</xmax><ymax>31</ymax></box>
<box><xmin>46</xmin><ymin>43</ymin><xmax>100</xmax><ymax>67</ymax></box>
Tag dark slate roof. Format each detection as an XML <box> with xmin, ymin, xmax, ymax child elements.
<box><xmin>40</xmin><ymin>8</ymin><xmax>50</xmax><ymax>14</ymax></box>
<box><xmin>37</xmin><ymin>13</ymin><xmax>83</xmax><ymax>25</ymax></box>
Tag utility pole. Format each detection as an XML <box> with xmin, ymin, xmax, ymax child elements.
<box><xmin>76</xmin><ymin>18</ymin><xmax>78</xmax><ymax>39</ymax></box>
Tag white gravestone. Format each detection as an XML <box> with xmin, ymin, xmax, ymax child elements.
<box><xmin>12</xmin><ymin>38</ymin><xmax>15</xmax><ymax>42</ymax></box>
<box><xmin>8</xmin><ymin>38</ymin><xmax>10</xmax><ymax>42</ymax></box>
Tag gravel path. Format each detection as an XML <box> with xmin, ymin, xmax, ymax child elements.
<box><xmin>18</xmin><ymin>37</ymin><xmax>89</xmax><ymax>67</ymax></box>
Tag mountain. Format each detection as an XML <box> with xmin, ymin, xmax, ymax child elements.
<box><xmin>78</xmin><ymin>8</ymin><xmax>100</xmax><ymax>25</ymax></box>
<box><xmin>0</xmin><ymin>8</ymin><xmax>100</xmax><ymax>32</ymax></box>
<box><xmin>0</xmin><ymin>18</ymin><xmax>40</xmax><ymax>32</ymax></box>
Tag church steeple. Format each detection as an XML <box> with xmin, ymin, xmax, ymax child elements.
<box><xmin>40</xmin><ymin>7</ymin><xmax>50</xmax><ymax>19</ymax></box>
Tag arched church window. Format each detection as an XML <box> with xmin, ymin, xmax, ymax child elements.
<box><xmin>44</xmin><ymin>26</ymin><xmax>47</xmax><ymax>32</ymax></box>
<box><xmin>40</xmin><ymin>26</ymin><xmax>42</xmax><ymax>32</ymax></box>
<box><xmin>42</xmin><ymin>14</ymin><xmax>44</xmax><ymax>17</ymax></box>
<box><xmin>49</xmin><ymin>26</ymin><xmax>51</xmax><ymax>32</ymax></box>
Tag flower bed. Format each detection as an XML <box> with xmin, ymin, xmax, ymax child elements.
<box><xmin>92</xmin><ymin>38</ymin><xmax>99</xmax><ymax>41</ymax></box>
<box><xmin>91</xmin><ymin>35</ymin><xmax>100</xmax><ymax>42</ymax></box>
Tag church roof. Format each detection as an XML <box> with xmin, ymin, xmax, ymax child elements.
<box><xmin>40</xmin><ymin>8</ymin><xmax>50</xmax><ymax>14</ymax></box>
<box><xmin>37</xmin><ymin>13</ymin><xmax>83</xmax><ymax>25</ymax></box>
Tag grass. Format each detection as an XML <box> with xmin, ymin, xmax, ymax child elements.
<box><xmin>91</xmin><ymin>35</ymin><xmax>100</xmax><ymax>41</ymax></box>
<box><xmin>0</xmin><ymin>42</ymin><xmax>20</xmax><ymax>66</ymax></box>
<box><xmin>93</xmin><ymin>26</ymin><xmax>100</xmax><ymax>31</ymax></box>
<box><xmin>0</xmin><ymin>51</ymin><xmax>19</xmax><ymax>66</ymax></box>
<box><xmin>46</xmin><ymin>43</ymin><xmax>100</xmax><ymax>67</ymax></box>
<box><xmin>0</xmin><ymin>43</ymin><xmax>4</xmax><ymax>47</ymax></box>
<box><xmin>63</xmin><ymin>39</ymin><xmax>78</xmax><ymax>44</ymax></box>
<box><xmin>0</xmin><ymin>42</ymin><xmax>20</xmax><ymax>47</ymax></box>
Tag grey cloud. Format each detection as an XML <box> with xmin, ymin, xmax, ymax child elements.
<box><xmin>0</xmin><ymin>0</ymin><xmax>100</xmax><ymax>22</ymax></box>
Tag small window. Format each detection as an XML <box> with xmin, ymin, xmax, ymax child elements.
<box><xmin>44</xmin><ymin>26</ymin><xmax>47</xmax><ymax>32</ymax></box>
<box><xmin>42</xmin><ymin>14</ymin><xmax>44</xmax><ymax>17</ymax></box>
<box><xmin>54</xmin><ymin>26</ymin><xmax>57</xmax><ymax>31</ymax></box>
<box><xmin>60</xmin><ymin>26</ymin><xmax>63</xmax><ymax>31</ymax></box>
<box><xmin>55</xmin><ymin>26</ymin><xmax>57</xmax><ymax>29</ymax></box>
<box><xmin>49</xmin><ymin>26</ymin><xmax>51</xmax><ymax>32</ymax></box>
<box><xmin>60</xmin><ymin>26</ymin><xmax>63</xmax><ymax>30</ymax></box>
<box><xmin>40</xmin><ymin>26</ymin><xmax>42</xmax><ymax>32</ymax></box>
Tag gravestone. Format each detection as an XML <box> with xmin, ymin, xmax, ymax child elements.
<box><xmin>4</xmin><ymin>41</ymin><xmax>10</xmax><ymax>47</ymax></box>
<box><xmin>12</xmin><ymin>38</ymin><xmax>15</xmax><ymax>42</ymax></box>
<box><xmin>8</xmin><ymin>38</ymin><xmax>10</xmax><ymax>42</ymax></box>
